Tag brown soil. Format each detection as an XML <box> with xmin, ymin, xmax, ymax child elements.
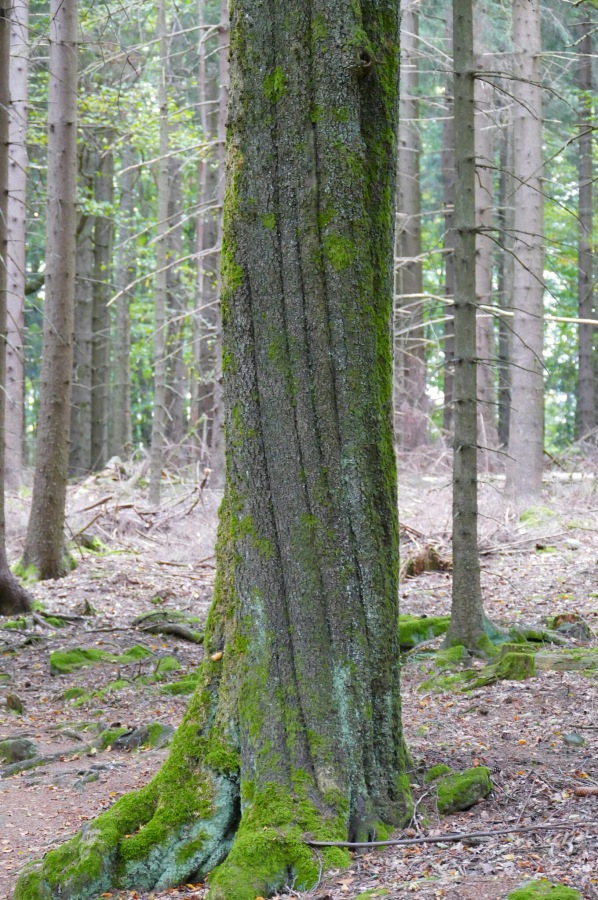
<box><xmin>2</xmin><ymin>457</ymin><xmax>598</xmax><ymax>899</ymax></box>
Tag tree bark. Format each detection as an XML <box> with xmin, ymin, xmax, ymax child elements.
<box><xmin>111</xmin><ymin>142</ymin><xmax>135</xmax><ymax>459</ymax></box>
<box><xmin>445</xmin><ymin>0</ymin><xmax>487</xmax><ymax>652</ymax></box>
<box><xmin>442</xmin><ymin>12</ymin><xmax>455</xmax><ymax>436</ymax></box>
<box><xmin>206</xmin><ymin>0</ymin><xmax>229</xmax><ymax>489</ymax></box>
<box><xmin>473</xmin><ymin>76</ymin><xmax>498</xmax><ymax>466</ymax></box>
<box><xmin>576</xmin><ymin>18</ymin><xmax>595</xmax><ymax>440</ymax></box>
<box><xmin>149</xmin><ymin>0</ymin><xmax>170</xmax><ymax>505</ymax></box>
<box><xmin>166</xmin><ymin>157</ymin><xmax>187</xmax><ymax>448</ymax></box>
<box><xmin>395</xmin><ymin>0</ymin><xmax>427</xmax><ymax>449</ymax></box>
<box><xmin>497</xmin><ymin>121</ymin><xmax>513</xmax><ymax>449</ymax></box>
<box><xmin>20</xmin><ymin>0</ymin><xmax>78</xmax><ymax>580</ymax></box>
<box><xmin>14</xmin><ymin>3</ymin><xmax>411</xmax><ymax>897</ymax></box>
<box><xmin>505</xmin><ymin>0</ymin><xmax>544</xmax><ymax>502</ymax></box>
<box><xmin>69</xmin><ymin>146</ymin><xmax>96</xmax><ymax>476</ymax></box>
<box><xmin>91</xmin><ymin>139</ymin><xmax>113</xmax><ymax>470</ymax></box>
<box><xmin>5</xmin><ymin>0</ymin><xmax>29</xmax><ymax>488</ymax></box>
<box><xmin>0</xmin><ymin>2</ymin><xmax>31</xmax><ymax>612</ymax></box>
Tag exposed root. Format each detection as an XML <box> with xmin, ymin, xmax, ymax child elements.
<box><xmin>0</xmin><ymin>567</ymin><xmax>32</xmax><ymax>615</ymax></box>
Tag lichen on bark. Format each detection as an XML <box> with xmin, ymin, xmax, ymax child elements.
<box><xmin>15</xmin><ymin>2</ymin><xmax>409</xmax><ymax>897</ymax></box>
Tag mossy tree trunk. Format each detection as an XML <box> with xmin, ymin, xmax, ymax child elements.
<box><xmin>14</xmin><ymin>2</ymin><xmax>410</xmax><ymax>898</ymax></box>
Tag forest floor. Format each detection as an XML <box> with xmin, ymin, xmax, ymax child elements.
<box><xmin>1</xmin><ymin>452</ymin><xmax>598</xmax><ymax>899</ymax></box>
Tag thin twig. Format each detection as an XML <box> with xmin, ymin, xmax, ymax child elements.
<box><xmin>305</xmin><ymin>820</ymin><xmax>598</xmax><ymax>849</ymax></box>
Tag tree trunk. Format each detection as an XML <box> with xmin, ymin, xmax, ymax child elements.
<box><xmin>111</xmin><ymin>142</ymin><xmax>135</xmax><ymax>459</ymax></box>
<box><xmin>14</xmin><ymin>4</ymin><xmax>411</xmax><ymax>897</ymax></box>
<box><xmin>505</xmin><ymin>0</ymin><xmax>544</xmax><ymax>502</ymax></box>
<box><xmin>395</xmin><ymin>0</ymin><xmax>427</xmax><ymax>449</ymax></box>
<box><xmin>69</xmin><ymin>147</ymin><xmax>96</xmax><ymax>476</ymax></box>
<box><xmin>5</xmin><ymin>0</ymin><xmax>29</xmax><ymax>489</ymax></box>
<box><xmin>91</xmin><ymin>140</ymin><xmax>114</xmax><ymax>470</ymax></box>
<box><xmin>206</xmin><ymin>0</ymin><xmax>229</xmax><ymax>489</ymax></box>
<box><xmin>442</xmin><ymin>13</ymin><xmax>455</xmax><ymax>436</ymax></box>
<box><xmin>149</xmin><ymin>0</ymin><xmax>170</xmax><ymax>505</ymax></box>
<box><xmin>0</xmin><ymin>2</ymin><xmax>31</xmax><ymax>612</ymax></box>
<box><xmin>474</xmin><ymin>76</ymin><xmax>498</xmax><ymax>466</ymax></box>
<box><xmin>497</xmin><ymin>121</ymin><xmax>513</xmax><ymax>449</ymax></box>
<box><xmin>576</xmin><ymin>19</ymin><xmax>595</xmax><ymax>440</ymax></box>
<box><xmin>20</xmin><ymin>0</ymin><xmax>78</xmax><ymax>580</ymax></box>
<box><xmin>445</xmin><ymin>0</ymin><xmax>487</xmax><ymax>652</ymax></box>
<box><xmin>166</xmin><ymin>157</ymin><xmax>187</xmax><ymax>448</ymax></box>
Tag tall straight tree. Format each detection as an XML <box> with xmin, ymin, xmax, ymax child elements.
<box><xmin>5</xmin><ymin>0</ymin><xmax>29</xmax><ymax>488</ymax></box>
<box><xmin>111</xmin><ymin>142</ymin><xmax>135</xmax><ymax>459</ymax></box>
<box><xmin>149</xmin><ymin>0</ymin><xmax>170</xmax><ymax>505</ymax></box>
<box><xmin>0</xmin><ymin>2</ymin><xmax>31</xmax><ymax>612</ymax></box>
<box><xmin>442</xmin><ymin>12</ymin><xmax>456</xmax><ymax>436</ymax></box>
<box><xmin>15</xmin><ymin>2</ymin><xmax>411</xmax><ymax>897</ymax></box>
<box><xmin>444</xmin><ymin>0</ymin><xmax>487</xmax><ymax>651</ymax></box>
<box><xmin>506</xmin><ymin>0</ymin><xmax>544</xmax><ymax>501</ymax></box>
<box><xmin>91</xmin><ymin>138</ymin><xmax>114</xmax><ymax>470</ymax></box>
<box><xmin>207</xmin><ymin>0</ymin><xmax>229</xmax><ymax>489</ymax></box>
<box><xmin>576</xmin><ymin>16</ymin><xmax>595</xmax><ymax>439</ymax></box>
<box><xmin>395</xmin><ymin>0</ymin><xmax>427</xmax><ymax>449</ymax></box>
<box><xmin>20</xmin><ymin>0</ymin><xmax>78</xmax><ymax>579</ymax></box>
<box><xmin>473</xmin><ymin>76</ymin><xmax>498</xmax><ymax>463</ymax></box>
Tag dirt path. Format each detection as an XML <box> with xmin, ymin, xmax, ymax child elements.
<box><xmin>2</xmin><ymin>466</ymin><xmax>597</xmax><ymax>898</ymax></box>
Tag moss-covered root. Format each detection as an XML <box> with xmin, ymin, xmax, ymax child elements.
<box><xmin>13</xmin><ymin>680</ymin><xmax>240</xmax><ymax>900</ymax></box>
<box><xmin>504</xmin><ymin>879</ymin><xmax>582</xmax><ymax>899</ymax></box>
<box><xmin>207</xmin><ymin>781</ymin><xmax>350</xmax><ymax>900</ymax></box>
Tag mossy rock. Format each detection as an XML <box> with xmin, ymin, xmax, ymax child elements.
<box><xmin>504</xmin><ymin>880</ymin><xmax>581</xmax><ymax>899</ymax></box>
<box><xmin>0</xmin><ymin>738</ymin><xmax>39</xmax><ymax>763</ymax></box>
<box><xmin>95</xmin><ymin>727</ymin><xmax>129</xmax><ymax>750</ymax></box>
<box><xmin>423</xmin><ymin>764</ymin><xmax>452</xmax><ymax>784</ymax></box>
<box><xmin>398</xmin><ymin>615</ymin><xmax>450</xmax><ymax>649</ymax></box>
<box><xmin>436</xmin><ymin>766</ymin><xmax>492</xmax><ymax>815</ymax></box>
<box><xmin>112</xmin><ymin>722</ymin><xmax>174</xmax><ymax>751</ymax></box>
<box><xmin>153</xmin><ymin>656</ymin><xmax>181</xmax><ymax>680</ymax></box>
<box><xmin>50</xmin><ymin>644</ymin><xmax>152</xmax><ymax>675</ymax></box>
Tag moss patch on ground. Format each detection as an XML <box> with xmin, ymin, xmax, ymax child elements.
<box><xmin>505</xmin><ymin>880</ymin><xmax>581</xmax><ymax>899</ymax></box>
<box><xmin>50</xmin><ymin>644</ymin><xmax>152</xmax><ymax>675</ymax></box>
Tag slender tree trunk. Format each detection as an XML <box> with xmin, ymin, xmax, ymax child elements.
<box><xmin>207</xmin><ymin>0</ymin><xmax>229</xmax><ymax>489</ymax></box>
<box><xmin>149</xmin><ymin>0</ymin><xmax>170</xmax><ymax>505</ymax></box>
<box><xmin>0</xmin><ymin>2</ymin><xmax>31</xmax><ymax>612</ymax></box>
<box><xmin>111</xmin><ymin>142</ymin><xmax>135</xmax><ymax>459</ymax></box>
<box><xmin>69</xmin><ymin>145</ymin><xmax>96</xmax><ymax>476</ymax></box>
<box><xmin>15</xmin><ymin>4</ymin><xmax>411</xmax><ymax>897</ymax></box>
<box><xmin>505</xmin><ymin>0</ymin><xmax>544</xmax><ymax>501</ymax></box>
<box><xmin>497</xmin><ymin>122</ymin><xmax>513</xmax><ymax>449</ymax></box>
<box><xmin>395</xmin><ymin>0</ymin><xmax>427</xmax><ymax>449</ymax></box>
<box><xmin>20</xmin><ymin>0</ymin><xmax>78</xmax><ymax>580</ymax></box>
<box><xmin>5</xmin><ymin>0</ymin><xmax>29</xmax><ymax>488</ymax></box>
<box><xmin>166</xmin><ymin>157</ymin><xmax>186</xmax><ymax>448</ymax></box>
<box><xmin>474</xmin><ymin>77</ymin><xmax>498</xmax><ymax>465</ymax></box>
<box><xmin>442</xmin><ymin>13</ymin><xmax>456</xmax><ymax>436</ymax></box>
<box><xmin>91</xmin><ymin>140</ymin><xmax>113</xmax><ymax>470</ymax></box>
<box><xmin>576</xmin><ymin>19</ymin><xmax>595</xmax><ymax>439</ymax></box>
<box><xmin>445</xmin><ymin>0</ymin><xmax>487</xmax><ymax>651</ymax></box>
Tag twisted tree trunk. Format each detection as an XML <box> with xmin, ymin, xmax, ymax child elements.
<box><xmin>14</xmin><ymin>3</ymin><xmax>411</xmax><ymax>898</ymax></box>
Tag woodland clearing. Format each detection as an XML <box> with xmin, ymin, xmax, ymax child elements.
<box><xmin>1</xmin><ymin>452</ymin><xmax>598</xmax><ymax>900</ymax></box>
